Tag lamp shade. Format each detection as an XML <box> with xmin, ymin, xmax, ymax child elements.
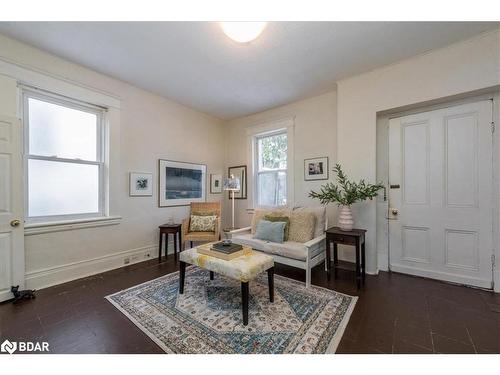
<box><xmin>223</xmin><ymin>175</ymin><xmax>241</xmax><ymax>191</ymax></box>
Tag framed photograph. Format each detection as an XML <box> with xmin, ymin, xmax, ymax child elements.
<box><xmin>228</xmin><ymin>165</ymin><xmax>247</xmax><ymax>199</ymax></box>
<box><xmin>159</xmin><ymin>160</ymin><xmax>206</xmax><ymax>207</ymax></box>
<box><xmin>129</xmin><ymin>172</ymin><xmax>153</xmax><ymax>196</ymax></box>
<box><xmin>210</xmin><ymin>174</ymin><xmax>223</xmax><ymax>194</ymax></box>
<box><xmin>304</xmin><ymin>157</ymin><xmax>329</xmax><ymax>181</ymax></box>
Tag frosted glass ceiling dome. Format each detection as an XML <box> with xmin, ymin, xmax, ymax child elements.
<box><xmin>220</xmin><ymin>22</ymin><xmax>267</xmax><ymax>43</ymax></box>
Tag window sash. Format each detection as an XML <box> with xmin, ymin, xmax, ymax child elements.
<box><xmin>256</xmin><ymin>131</ymin><xmax>287</xmax><ymax>173</ymax></box>
<box><xmin>23</xmin><ymin>89</ymin><xmax>106</xmax><ymax>222</ymax></box>
<box><xmin>256</xmin><ymin>170</ymin><xmax>287</xmax><ymax>207</ymax></box>
<box><xmin>254</xmin><ymin>130</ymin><xmax>288</xmax><ymax>207</ymax></box>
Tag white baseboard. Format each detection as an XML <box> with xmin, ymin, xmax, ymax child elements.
<box><xmin>25</xmin><ymin>240</ymin><xmax>177</xmax><ymax>290</ymax></box>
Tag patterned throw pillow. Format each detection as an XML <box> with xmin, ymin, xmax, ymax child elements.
<box><xmin>288</xmin><ymin>212</ymin><xmax>316</xmax><ymax>243</ymax></box>
<box><xmin>251</xmin><ymin>208</ymin><xmax>290</xmax><ymax>234</ymax></box>
<box><xmin>264</xmin><ymin>215</ymin><xmax>290</xmax><ymax>241</ymax></box>
<box><xmin>189</xmin><ymin>215</ymin><xmax>216</xmax><ymax>232</ymax></box>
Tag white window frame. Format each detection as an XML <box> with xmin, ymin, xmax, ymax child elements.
<box><xmin>254</xmin><ymin>130</ymin><xmax>288</xmax><ymax>207</ymax></box>
<box><xmin>246</xmin><ymin>117</ymin><xmax>295</xmax><ymax>209</ymax></box>
<box><xmin>22</xmin><ymin>88</ymin><xmax>107</xmax><ymax>224</ymax></box>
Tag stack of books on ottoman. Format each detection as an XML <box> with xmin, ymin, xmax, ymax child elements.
<box><xmin>197</xmin><ymin>241</ymin><xmax>251</xmax><ymax>260</ymax></box>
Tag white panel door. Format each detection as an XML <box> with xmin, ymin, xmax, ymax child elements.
<box><xmin>389</xmin><ymin>101</ymin><xmax>493</xmax><ymax>288</ymax></box>
<box><xmin>0</xmin><ymin>115</ymin><xmax>24</xmax><ymax>302</ymax></box>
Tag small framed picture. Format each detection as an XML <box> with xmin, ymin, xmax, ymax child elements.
<box><xmin>210</xmin><ymin>174</ymin><xmax>223</xmax><ymax>194</ymax></box>
<box><xmin>129</xmin><ymin>172</ymin><xmax>153</xmax><ymax>196</ymax></box>
<box><xmin>304</xmin><ymin>157</ymin><xmax>329</xmax><ymax>181</ymax></box>
<box><xmin>228</xmin><ymin>165</ymin><xmax>247</xmax><ymax>199</ymax></box>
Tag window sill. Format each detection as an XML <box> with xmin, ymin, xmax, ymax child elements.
<box><xmin>24</xmin><ymin>215</ymin><xmax>122</xmax><ymax>236</ymax></box>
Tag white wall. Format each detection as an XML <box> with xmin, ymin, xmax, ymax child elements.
<box><xmin>2</xmin><ymin>27</ymin><xmax>500</xmax><ymax>291</ymax></box>
<box><xmin>0</xmin><ymin>33</ymin><xmax>225</xmax><ymax>289</ymax></box>
<box><xmin>223</xmin><ymin>91</ymin><xmax>337</xmax><ymax>231</ymax></box>
<box><xmin>337</xmin><ymin>28</ymin><xmax>500</xmax><ymax>278</ymax></box>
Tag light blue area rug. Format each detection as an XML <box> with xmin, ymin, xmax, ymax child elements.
<box><xmin>106</xmin><ymin>266</ymin><xmax>357</xmax><ymax>354</ymax></box>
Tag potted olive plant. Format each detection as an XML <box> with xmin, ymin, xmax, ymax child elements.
<box><xmin>309</xmin><ymin>164</ymin><xmax>384</xmax><ymax>231</ymax></box>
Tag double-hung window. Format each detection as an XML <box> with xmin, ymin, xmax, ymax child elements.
<box><xmin>24</xmin><ymin>90</ymin><xmax>106</xmax><ymax>222</ymax></box>
<box><xmin>255</xmin><ymin>130</ymin><xmax>288</xmax><ymax>207</ymax></box>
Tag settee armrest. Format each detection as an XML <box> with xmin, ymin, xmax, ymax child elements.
<box><xmin>303</xmin><ymin>234</ymin><xmax>326</xmax><ymax>249</ymax></box>
<box><xmin>228</xmin><ymin>226</ymin><xmax>251</xmax><ymax>235</ymax></box>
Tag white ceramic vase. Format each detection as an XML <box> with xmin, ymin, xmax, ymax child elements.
<box><xmin>338</xmin><ymin>205</ymin><xmax>354</xmax><ymax>231</ymax></box>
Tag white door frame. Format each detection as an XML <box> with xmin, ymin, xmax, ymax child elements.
<box><xmin>378</xmin><ymin>92</ymin><xmax>500</xmax><ymax>291</ymax></box>
<box><xmin>0</xmin><ymin>114</ymin><xmax>25</xmax><ymax>302</ymax></box>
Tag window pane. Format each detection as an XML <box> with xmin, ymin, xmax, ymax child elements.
<box><xmin>258</xmin><ymin>172</ymin><xmax>287</xmax><ymax>206</ymax></box>
<box><xmin>28</xmin><ymin>159</ymin><xmax>99</xmax><ymax>217</ymax></box>
<box><xmin>258</xmin><ymin>133</ymin><xmax>287</xmax><ymax>170</ymax></box>
<box><xmin>28</xmin><ymin>97</ymin><xmax>98</xmax><ymax>161</ymax></box>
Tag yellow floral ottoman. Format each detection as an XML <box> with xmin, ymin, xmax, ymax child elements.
<box><xmin>179</xmin><ymin>246</ymin><xmax>275</xmax><ymax>325</ymax></box>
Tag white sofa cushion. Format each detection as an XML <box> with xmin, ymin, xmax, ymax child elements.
<box><xmin>232</xmin><ymin>233</ymin><xmax>308</xmax><ymax>261</ymax></box>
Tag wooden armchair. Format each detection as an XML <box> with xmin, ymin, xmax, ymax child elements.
<box><xmin>182</xmin><ymin>202</ymin><xmax>222</xmax><ymax>249</ymax></box>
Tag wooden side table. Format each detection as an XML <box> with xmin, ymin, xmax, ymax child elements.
<box><xmin>325</xmin><ymin>227</ymin><xmax>366</xmax><ymax>289</ymax></box>
<box><xmin>158</xmin><ymin>223</ymin><xmax>182</xmax><ymax>262</ymax></box>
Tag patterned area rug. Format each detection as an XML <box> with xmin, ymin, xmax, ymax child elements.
<box><xmin>106</xmin><ymin>266</ymin><xmax>357</xmax><ymax>354</ymax></box>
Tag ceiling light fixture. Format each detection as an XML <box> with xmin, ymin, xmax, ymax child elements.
<box><xmin>220</xmin><ymin>22</ymin><xmax>267</xmax><ymax>43</ymax></box>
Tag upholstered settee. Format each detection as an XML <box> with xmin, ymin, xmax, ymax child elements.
<box><xmin>228</xmin><ymin>206</ymin><xmax>327</xmax><ymax>288</ymax></box>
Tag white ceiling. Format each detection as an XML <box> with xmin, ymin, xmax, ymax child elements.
<box><xmin>0</xmin><ymin>22</ymin><xmax>497</xmax><ymax>119</ymax></box>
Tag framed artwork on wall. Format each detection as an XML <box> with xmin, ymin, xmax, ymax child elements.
<box><xmin>210</xmin><ymin>174</ymin><xmax>223</xmax><ymax>194</ymax></box>
<box><xmin>304</xmin><ymin>157</ymin><xmax>329</xmax><ymax>181</ymax></box>
<box><xmin>228</xmin><ymin>165</ymin><xmax>247</xmax><ymax>199</ymax></box>
<box><xmin>158</xmin><ymin>159</ymin><xmax>206</xmax><ymax>207</ymax></box>
<box><xmin>129</xmin><ymin>172</ymin><xmax>153</xmax><ymax>196</ymax></box>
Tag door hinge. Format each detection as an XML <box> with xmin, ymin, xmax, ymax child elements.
<box><xmin>492</xmin><ymin>254</ymin><xmax>496</xmax><ymax>268</ymax></box>
<box><xmin>491</xmin><ymin>122</ymin><xmax>495</xmax><ymax>133</ymax></box>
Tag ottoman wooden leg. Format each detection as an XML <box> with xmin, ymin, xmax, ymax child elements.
<box><xmin>241</xmin><ymin>282</ymin><xmax>249</xmax><ymax>326</ymax></box>
<box><xmin>179</xmin><ymin>261</ymin><xmax>186</xmax><ymax>294</ymax></box>
<box><xmin>210</xmin><ymin>271</ymin><xmax>214</xmax><ymax>280</ymax></box>
<box><xmin>267</xmin><ymin>267</ymin><xmax>274</xmax><ymax>302</ymax></box>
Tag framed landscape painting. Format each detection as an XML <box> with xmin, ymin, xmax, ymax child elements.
<box><xmin>129</xmin><ymin>172</ymin><xmax>153</xmax><ymax>196</ymax></box>
<box><xmin>304</xmin><ymin>157</ymin><xmax>329</xmax><ymax>181</ymax></box>
<box><xmin>158</xmin><ymin>160</ymin><xmax>206</xmax><ymax>207</ymax></box>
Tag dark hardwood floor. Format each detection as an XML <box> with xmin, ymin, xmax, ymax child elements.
<box><xmin>1</xmin><ymin>255</ymin><xmax>499</xmax><ymax>354</ymax></box>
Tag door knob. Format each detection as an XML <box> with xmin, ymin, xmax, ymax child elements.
<box><xmin>10</xmin><ymin>219</ymin><xmax>21</xmax><ymax>227</ymax></box>
<box><xmin>391</xmin><ymin>209</ymin><xmax>398</xmax><ymax>215</ymax></box>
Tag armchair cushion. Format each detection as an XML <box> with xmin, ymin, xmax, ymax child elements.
<box><xmin>189</xmin><ymin>214</ymin><xmax>217</xmax><ymax>232</ymax></box>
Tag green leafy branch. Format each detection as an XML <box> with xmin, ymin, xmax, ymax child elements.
<box><xmin>309</xmin><ymin>164</ymin><xmax>384</xmax><ymax>206</ymax></box>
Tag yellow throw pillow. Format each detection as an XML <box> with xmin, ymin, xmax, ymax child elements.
<box><xmin>288</xmin><ymin>212</ymin><xmax>316</xmax><ymax>243</ymax></box>
<box><xmin>251</xmin><ymin>208</ymin><xmax>289</xmax><ymax>234</ymax></box>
